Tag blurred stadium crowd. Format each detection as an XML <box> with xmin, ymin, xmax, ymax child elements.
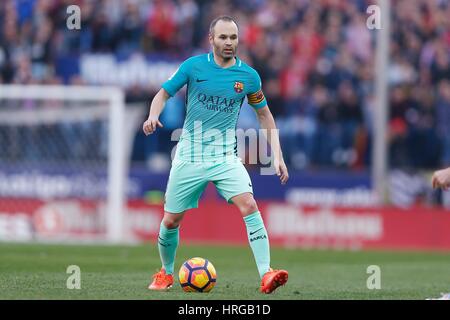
<box><xmin>1</xmin><ymin>0</ymin><xmax>450</xmax><ymax>171</ymax></box>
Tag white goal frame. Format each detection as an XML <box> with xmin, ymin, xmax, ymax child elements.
<box><xmin>0</xmin><ymin>85</ymin><xmax>126</xmax><ymax>243</ymax></box>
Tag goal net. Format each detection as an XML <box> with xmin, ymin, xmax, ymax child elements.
<box><xmin>0</xmin><ymin>85</ymin><xmax>133</xmax><ymax>243</ymax></box>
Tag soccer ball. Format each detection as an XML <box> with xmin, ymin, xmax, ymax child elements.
<box><xmin>178</xmin><ymin>257</ymin><xmax>217</xmax><ymax>292</ymax></box>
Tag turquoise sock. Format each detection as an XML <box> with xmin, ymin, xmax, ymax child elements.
<box><xmin>157</xmin><ymin>222</ymin><xmax>179</xmax><ymax>275</ymax></box>
<box><xmin>244</xmin><ymin>211</ymin><xmax>271</xmax><ymax>279</ymax></box>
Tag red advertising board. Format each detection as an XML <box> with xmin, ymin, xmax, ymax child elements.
<box><xmin>0</xmin><ymin>198</ymin><xmax>449</xmax><ymax>251</ymax></box>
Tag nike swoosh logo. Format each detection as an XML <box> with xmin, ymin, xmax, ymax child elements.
<box><xmin>196</xmin><ymin>79</ymin><xmax>207</xmax><ymax>82</ymax></box>
<box><xmin>249</xmin><ymin>227</ymin><xmax>264</xmax><ymax>236</ymax></box>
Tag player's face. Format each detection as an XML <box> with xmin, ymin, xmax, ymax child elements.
<box><xmin>209</xmin><ymin>20</ymin><xmax>239</xmax><ymax>60</ymax></box>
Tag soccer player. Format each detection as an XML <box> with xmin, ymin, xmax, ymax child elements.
<box><xmin>143</xmin><ymin>16</ymin><xmax>289</xmax><ymax>294</ymax></box>
<box><xmin>432</xmin><ymin>167</ymin><xmax>450</xmax><ymax>190</ymax></box>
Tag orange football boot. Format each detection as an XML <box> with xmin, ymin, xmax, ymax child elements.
<box><xmin>148</xmin><ymin>268</ymin><xmax>174</xmax><ymax>291</ymax></box>
<box><xmin>260</xmin><ymin>268</ymin><xmax>288</xmax><ymax>294</ymax></box>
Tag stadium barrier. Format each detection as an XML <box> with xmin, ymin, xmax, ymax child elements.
<box><xmin>1</xmin><ymin>199</ymin><xmax>449</xmax><ymax>251</ymax></box>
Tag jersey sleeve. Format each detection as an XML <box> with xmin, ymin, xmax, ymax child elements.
<box><xmin>161</xmin><ymin>59</ymin><xmax>191</xmax><ymax>97</ymax></box>
<box><xmin>246</xmin><ymin>70</ymin><xmax>267</xmax><ymax>109</ymax></box>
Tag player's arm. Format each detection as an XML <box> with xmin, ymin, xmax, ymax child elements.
<box><xmin>143</xmin><ymin>59</ymin><xmax>190</xmax><ymax>135</ymax></box>
<box><xmin>143</xmin><ymin>88</ymin><xmax>169</xmax><ymax>135</ymax></box>
<box><xmin>255</xmin><ymin>105</ymin><xmax>289</xmax><ymax>185</ymax></box>
<box><xmin>432</xmin><ymin>167</ymin><xmax>450</xmax><ymax>190</ymax></box>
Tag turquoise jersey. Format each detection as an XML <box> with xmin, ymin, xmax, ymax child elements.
<box><xmin>161</xmin><ymin>52</ymin><xmax>267</xmax><ymax>162</ymax></box>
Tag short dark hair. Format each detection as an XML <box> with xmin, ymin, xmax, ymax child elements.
<box><xmin>209</xmin><ymin>15</ymin><xmax>239</xmax><ymax>36</ymax></box>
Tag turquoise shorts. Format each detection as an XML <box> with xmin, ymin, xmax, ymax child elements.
<box><xmin>164</xmin><ymin>157</ymin><xmax>254</xmax><ymax>213</ymax></box>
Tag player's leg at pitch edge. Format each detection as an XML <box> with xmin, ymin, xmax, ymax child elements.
<box><xmin>148</xmin><ymin>216</ymin><xmax>182</xmax><ymax>290</ymax></box>
<box><xmin>242</xmin><ymin>209</ymin><xmax>289</xmax><ymax>294</ymax></box>
<box><xmin>148</xmin><ymin>268</ymin><xmax>174</xmax><ymax>291</ymax></box>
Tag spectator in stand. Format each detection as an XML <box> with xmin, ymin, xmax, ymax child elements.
<box><xmin>436</xmin><ymin>80</ymin><xmax>450</xmax><ymax>166</ymax></box>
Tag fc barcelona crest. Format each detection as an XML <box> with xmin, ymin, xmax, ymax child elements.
<box><xmin>234</xmin><ymin>81</ymin><xmax>244</xmax><ymax>93</ymax></box>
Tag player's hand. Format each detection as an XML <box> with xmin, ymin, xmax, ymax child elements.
<box><xmin>143</xmin><ymin>117</ymin><xmax>163</xmax><ymax>135</ymax></box>
<box><xmin>274</xmin><ymin>158</ymin><xmax>289</xmax><ymax>185</ymax></box>
<box><xmin>431</xmin><ymin>167</ymin><xmax>450</xmax><ymax>191</ymax></box>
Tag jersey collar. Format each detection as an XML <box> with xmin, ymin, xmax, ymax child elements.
<box><xmin>209</xmin><ymin>52</ymin><xmax>241</xmax><ymax>69</ymax></box>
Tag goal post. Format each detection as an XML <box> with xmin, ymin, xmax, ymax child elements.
<box><xmin>0</xmin><ymin>85</ymin><xmax>126</xmax><ymax>243</ymax></box>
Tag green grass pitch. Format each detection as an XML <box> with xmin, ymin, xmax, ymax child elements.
<box><xmin>0</xmin><ymin>242</ymin><xmax>449</xmax><ymax>300</ymax></box>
